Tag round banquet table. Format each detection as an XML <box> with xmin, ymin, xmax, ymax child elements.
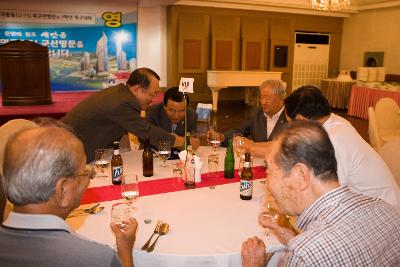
<box><xmin>347</xmin><ymin>85</ymin><xmax>400</xmax><ymax>119</ymax></box>
<box><xmin>67</xmin><ymin>147</ymin><xmax>284</xmax><ymax>267</ymax></box>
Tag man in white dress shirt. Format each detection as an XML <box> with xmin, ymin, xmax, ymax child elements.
<box><xmin>283</xmin><ymin>86</ymin><xmax>400</xmax><ymax>210</ymax></box>
<box><xmin>216</xmin><ymin>79</ymin><xmax>288</xmax><ymax>145</ymax></box>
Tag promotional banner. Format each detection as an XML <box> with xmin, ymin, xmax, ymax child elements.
<box><xmin>0</xmin><ymin>9</ymin><xmax>137</xmax><ymax>91</ymax></box>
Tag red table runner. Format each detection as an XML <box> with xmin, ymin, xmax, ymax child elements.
<box><xmin>80</xmin><ymin>166</ymin><xmax>266</xmax><ymax>204</ymax></box>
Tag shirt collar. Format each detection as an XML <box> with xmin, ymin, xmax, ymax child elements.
<box><xmin>264</xmin><ymin>106</ymin><xmax>285</xmax><ymax>120</ymax></box>
<box><xmin>296</xmin><ymin>186</ymin><xmax>351</xmax><ymax>230</ymax></box>
<box><xmin>322</xmin><ymin>113</ymin><xmax>334</xmax><ymax>127</ymax></box>
<box><xmin>3</xmin><ymin>211</ymin><xmax>71</xmax><ymax>233</ymax></box>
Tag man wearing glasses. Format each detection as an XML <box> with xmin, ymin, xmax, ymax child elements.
<box><xmin>0</xmin><ymin>127</ymin><xmax>137</xmax><ymax>267</ymax></box>
<box><xmin>209</xmin><ymin>79</ymin><xmax>287</xmax><ymax>146</ymax></box>
<box><xmin>62</xmin><ymin>67</ymin><xmax>185</xmax><ymax>162</ymax></box>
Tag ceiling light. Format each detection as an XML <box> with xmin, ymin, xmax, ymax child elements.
<box><xmin>310</xmin><ymin>0</ymin><xmax>351</xmax><ymax>11</ymax></box>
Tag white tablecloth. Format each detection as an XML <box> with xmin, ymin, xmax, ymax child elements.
<box><xmin>67</xmin><ymin>147</ymin><xmax>284</xmax><ymax>267</ymax></box>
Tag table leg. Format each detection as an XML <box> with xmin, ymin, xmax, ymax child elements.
<box><xmin>210</xmin><ymin>87</ymin><xmax>222</xmax><ymax>112</ymax></box>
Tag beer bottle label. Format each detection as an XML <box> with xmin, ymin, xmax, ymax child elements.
<box><xmin>112</xmin><ymin>166</ymin><xmax>123</xmax><ymax>182</ymax></box>
<box><xmin>240</xmin><ymin>180</ymin><xmax>253</xmax><ymax>196</ymax></box>
<box><xmin>113</xmin><ymin>149</ymin><xmax>120</xmax><ymax>155</ymax></box>
<box><xmin>244</xmin><ymin>162</ymin><xmax>251</xmax><ymax>168</ymax></box>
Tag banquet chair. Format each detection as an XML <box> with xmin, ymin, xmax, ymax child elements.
<box><xmin>379</xmin><ymin>138</ymin><xmax>400</xmax><ymax>187</ymax></box>
<box><xmin>368</xmin><ymin>107</ymin><xmax>382</xmax><ymax>151</ymax></box>
<box><xmin>0</xmin><ymin>119</ymin><xmax>39</xmax><ymax>222</ymax></box>
<box><xmin>374</xmin><ymin>98</ymin><xmax>400</xmax><ymax>144</ymax></box>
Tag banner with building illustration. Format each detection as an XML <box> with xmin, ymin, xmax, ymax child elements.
<box><xmin>0</xmin><ymin>9</ymin><xmax>137</xmax><ymax>91</ymax></box>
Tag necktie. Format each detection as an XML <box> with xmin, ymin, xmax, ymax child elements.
<box><xmin>171</xmin><ymin>123</ymin><xmax>177</xmax><ymax>133</ymax></box>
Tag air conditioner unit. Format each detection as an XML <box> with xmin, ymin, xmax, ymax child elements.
<box><xmin>292</xmin><ymin>32</ymin><xmax>330</xmax><ymax>91</ymax></box>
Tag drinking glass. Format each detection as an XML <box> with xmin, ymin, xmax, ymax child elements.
<box><xmin>208</xmin><ymin>128</ymin><xmax>222</xmax><ymax>153</ymax></box>
<box><xmin>94</xmin><ymin>149</ymin><xmax>112</xmax><ymax>177</ymax></box>
<box><xmin>111</xmin><ymin>202</ymin><xmax>130</xmax><ymax>229</ymax></box>
<box><xmin>158</xmin><ymin>141</ymin><xmax>171</xmax><ymax>167</ymax></box>
<box><xmin>121</xmin><ymin>174</ymin><xmax>139</xmax><ymax>213</ymax></box>
<box><xmin>207</xmin><ymin>153</ymin><xmax>219</xmax><ymax>177</ymax></box>
<box><xmin>259</xmin><ymin>196</ymin><xmax>280</xmax><ymax>236</ymax></box>
<box><xmin>233</xmin><ymin>135</ymin><xmax>246</xmax><ymax>157</ymax></box>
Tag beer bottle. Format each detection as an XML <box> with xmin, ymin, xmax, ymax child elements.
<box><xmin>185</xmin><ymin>132</ymin><xmax>191</xmax><ymax>150</ymax></box>
<box><xmin>142</xmin><ymin>137</ymin><xmax>153</xmax><ymax>177</ymax></box>
<box><xmin>111</xmin><ymin>141</ymin><xmax>123</xmax><ymax>185</ymax></box>
<box><xmin>184</xmin><ymin>145</ymin><xmax>196</xmax><ymax>189</ymax></box>
<box><xmin>240</xmin><ymin>152</ymin><xmax>253</xmax><ymax>200</ymax></box>
<box><xmin>180</xmin><ymin>132</ymin><xmax>191</xmax><ymax>151</ymax></box>
<box><xmin>224</xmin><ymin>139</ymin><xmax>235</xmax><ymax>178</ymax></box>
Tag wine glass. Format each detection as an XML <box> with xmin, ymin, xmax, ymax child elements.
<box><xmin>259</xmin><ymin>196</ymin><xmax>280</xmax><ymax>236</ymax></box>
<box><xmin>121</xmin><ymin>174</ymin><xmax>139</xmax><ymax>213</ymax></box>
<box><xmin>208</xmin><ymin>129</ymin><xmax>222</xmax><ymax>153</ymax></box>
<box><xmin>94</xmin><ymin>149</ymin><xmax>111</xmax><ymax>177</ymax></box>
<box><xmin>158</xmin><ymin>141</ymin><xmax>171</xmax><ymax>167</ymax></box>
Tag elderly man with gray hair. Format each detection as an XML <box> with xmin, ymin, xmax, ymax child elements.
<box><xmin>0</xmin><ymin>126</ymin><xmax>137</xmax><ymax>267</ymax></box>
<box><xmin>242</xmin><ymin>121</ymin><xmax>400</xmax><ymax>266</ymax></box>
<box><xmin>221</xmin><ymin>79</ymin><xmax>287</xmax><ymax>144</ymax></box>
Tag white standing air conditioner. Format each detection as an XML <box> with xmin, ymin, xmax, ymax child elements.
<box><xmin>292</xmin><ymin>32</ymin><xmax>330</xmax><ymax>91</ymax></box>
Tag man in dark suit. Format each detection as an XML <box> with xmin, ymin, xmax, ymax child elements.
<box><xmin>147</xmin><ymin>87</ymin><xmax>200</xmax><ymax>150</ymax></box>
<box><xmin>221</xmin><ymin>79</ymin><xmax>287</xmax><ymax>144</ymax></box>
<box><xmin>61</xmin><ymin>68</ymin><xmax>185</xmax><ymax>162</ymax></box>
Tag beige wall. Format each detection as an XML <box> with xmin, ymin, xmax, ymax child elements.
<box><xmin>137</xmin><ymin>6</ymin><xmax>168</xmax><ymax>87</ymax></box>
<box><xmin>340</xmin><ymin>6</ymin><xmax>400</xmax><ymax>74</ymax></box>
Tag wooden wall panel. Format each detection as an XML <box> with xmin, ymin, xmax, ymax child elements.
<box><xmin>244</xmin><ymin>41</ymin><xmax>262</xmax><ymax>70</ymax></box>
<box><xmin>211</xmin><ymin>15</ymin><xmax>241</xmax><ymax>70</ymax></box>
<box><xmin>328</xmin><ymin>33</ymin><xmax>342</xmax><ymax>78</ymax></box>
<box><xmin>178</xmin><ymin>13</ymin><xmax>210</xmax><ymax>73</ymax></box>
<box><xmin>269</xmin><ymin>18</ymin><xmax>294</xmax><ymax>89</ymax></box>
<box><xmin>167</xmin><ymin>5</ymin><xmax>343</xmax><ymax>102</ymax></box>
<box><xmin>215</xmin><ymin>40</ymin><xmax>233</xmax><ymax>70</ymax></box>
<box><xmin>183</xmin><ymin>39</ymin><xmax>202</xmax><ymax>69</ymax></box>
<box><xmin>269</xmin><ymin>39</ymin><xmax>292</xmax><ymax>85</ymax></box>
<box><xmin>241</xmin><ymin>17</ymin><xmax>268</xmax><ymax>70</ymax></box>
<box><xmin>270</xmin><ymin>18</ymin><xmax>292</xmax><ymax>41</ymax></box>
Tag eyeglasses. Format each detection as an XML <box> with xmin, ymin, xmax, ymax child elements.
<box><xmin>76</xmin><ymin>167</ymin><xmax>96</xmax><ymax>180</ymax></box>
<box><xmin>140</xmin><ymin>87</ymin><xmax>159</xmax><ymax>98</ymax></box>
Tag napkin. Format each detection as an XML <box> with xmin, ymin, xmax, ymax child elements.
<box><xmin>178</xmin><ymin>150</ymin><xmax>203</xmax><ymax>182</ymax></box>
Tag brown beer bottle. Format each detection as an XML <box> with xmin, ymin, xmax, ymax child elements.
<box><xmin>111</xmin><ymin>141</ymin><xmax>123</xmax><ymax>185</ymax></box>
<box><xmin>184</xmin><ymin>145</ymin><xmax>196</xmax><ymax>189</ymax></box>
<box><xmin>142</xmin><ymin>137</ymin><xmax>153</xmax><ymax>177</ymax></box>
<box><xmin>240</xmin><ymin>152</ymin><xmax>253</xmax><ymax>200</ymax></box>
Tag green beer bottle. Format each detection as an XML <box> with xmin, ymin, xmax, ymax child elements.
<box><xmin>224</xmin><ymin>139</ymin><xmax>235</xmax><ymax>178</ymax></box>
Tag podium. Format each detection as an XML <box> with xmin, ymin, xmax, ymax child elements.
<box><xmin>0</xmin><ymin>40</ymin><xmax>52</xmax><ymax>106</ymax></box>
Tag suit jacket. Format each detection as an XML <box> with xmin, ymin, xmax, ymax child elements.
<box><xmin>225</xmin><ymin>107</ymin><xmax>287</xmax><ymax>143</ymax></box>
<box><xmin>61</xmin><ymin>83</ymin><xmax>174</xmax><ymax>162</ymax></box>
<box><xmin>147</xmin><ymin>103</ymin><xmax>198</xmax><ymax>136</ymax></box>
